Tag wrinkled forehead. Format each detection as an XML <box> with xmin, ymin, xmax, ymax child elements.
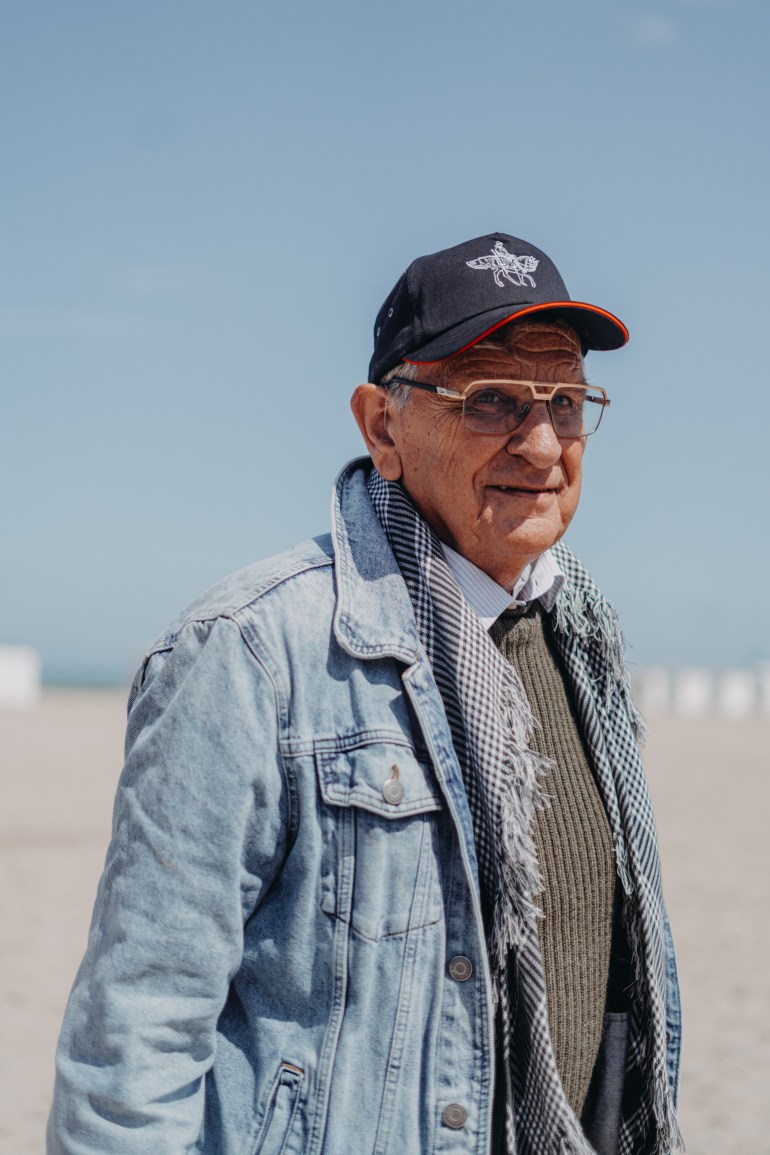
<box><xmin>434</xmin><ymin>318</ymin><xmax>585</xmax><ymax>384</ymax></box>
<box><xmin>501</xmin><ymin>318</ymin><xmax>583</xmax><ymax>358</ymax></box>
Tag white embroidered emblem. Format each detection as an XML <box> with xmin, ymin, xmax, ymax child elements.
<box><xmin>466</xmin><ymin>241</ymin><xmax>539</xmax><ymax>289</ymax></box>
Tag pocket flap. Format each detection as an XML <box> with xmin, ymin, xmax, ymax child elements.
<box><xmin>316</xmin><ymin>738</ymin><xmax>441</xmax><ymax>817</ymax></box>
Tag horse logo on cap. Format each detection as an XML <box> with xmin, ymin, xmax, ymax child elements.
<box><xmin>466</xmin><ymin>242</ymin><xmax>539</xmax><ymax>289</ymax></box>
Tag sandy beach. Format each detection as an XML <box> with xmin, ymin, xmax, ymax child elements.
<box><xmin>1</xmin><ymin>689</ymin><xmax>767</xmax><ymax>1154</ymax></box>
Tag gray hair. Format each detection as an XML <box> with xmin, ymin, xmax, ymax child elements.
<box><xmin>379</xmin><ymin>360</ymin><xmax>418</xmax><ymax>410</ymax></box>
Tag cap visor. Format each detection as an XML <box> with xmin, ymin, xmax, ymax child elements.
<box><xmin>404</xmin><ymin>301</ymin><xmax>628</xmax><ymax>363</ymax></box>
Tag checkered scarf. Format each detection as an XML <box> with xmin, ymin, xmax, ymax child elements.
<box><xmin>366</xmin><ymin>467</ymin><xmax>681</xmax><ymax>1155</ymax></box>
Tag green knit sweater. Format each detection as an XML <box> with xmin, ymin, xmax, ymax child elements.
<box><xmin>489</xmin><ymin>601</ymin><xmax>616</xmax><ymax>1118</ymax></box>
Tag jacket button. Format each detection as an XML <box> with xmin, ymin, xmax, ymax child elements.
<box><xmin>448</xmin><ymin>955</ymin><xmax>473</xmax><ymax>982</ymax></box>
<box><xmin>442</xmin><ymin>1103</ymin><xmax>468</xmax><ymax>1129</ymax></box>
<box><xmin>382</xmin><ymin>778</ymin><xmax>405</xmax><ymax>804</ymax></box>
<box><xmin>383</xmin><ymin>766</ymin><xmax>405</xmax><ymax>805</ymax></box>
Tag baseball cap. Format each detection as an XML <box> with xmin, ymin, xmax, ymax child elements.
<box><xmin>368</xmin><ymin>232</ymin><xmax>629</xmax><ymax>383</ymax></box>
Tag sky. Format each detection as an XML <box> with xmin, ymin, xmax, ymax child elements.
<box><xmin>1</xmin><ymin>0</ymin><xmax>768</xmax><ymax>683</ymax></box>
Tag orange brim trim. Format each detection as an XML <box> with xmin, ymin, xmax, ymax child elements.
<box><xmin>403</xmin><ymin>301</ymin><xmax>629</xmax><ymax>363</ymax></box>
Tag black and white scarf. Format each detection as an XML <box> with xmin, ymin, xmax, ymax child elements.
<box><xmin>366</xmin><ymin>467</ymin><xmax>681</xmax><ymax>1155</ymax></box>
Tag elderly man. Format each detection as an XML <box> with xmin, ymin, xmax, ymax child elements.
<box><xmin>48</xmin><ymin>233</ymin><xmax>681</xmax><ymax>1155</ymax></box>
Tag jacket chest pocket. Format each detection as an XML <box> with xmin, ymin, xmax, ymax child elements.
<box><xmin>316</xmin><ymin>737</ymin><xmax>444</xmax><ymax>942</ymax></box>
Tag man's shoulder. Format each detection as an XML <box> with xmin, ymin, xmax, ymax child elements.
<box><xmin>149</xmin><ymin>534</ymin><xmax>335</xmax><ymax>654</ymax></box>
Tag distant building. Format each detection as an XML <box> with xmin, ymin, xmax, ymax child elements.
<box><xmin>632</xmin><ymin>664</ymin><xmax>769</xmax><ymax>719</ymax></box>
<box><xmin>0</xmin><ymin>645</ymin><xmax>41</xmax><ymax>709</ymax></box>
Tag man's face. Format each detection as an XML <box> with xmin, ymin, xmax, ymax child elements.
<box><xmin>376</xmin><ymin>322</ymin><xmax>587</xmax><ymax>589</ymax></box>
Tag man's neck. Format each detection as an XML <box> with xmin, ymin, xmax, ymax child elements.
<box><xmin>439</xmin><ymin>542</ymin><xmax>564</xmax><ymax>630</ymax></box>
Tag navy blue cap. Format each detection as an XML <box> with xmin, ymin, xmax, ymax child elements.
<box><xmin>368</xmin><ymin>232</ymin><xmax>628</xmax><ymax>382</ymax></box>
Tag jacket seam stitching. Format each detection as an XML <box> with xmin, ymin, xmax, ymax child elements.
<box><xmin>149</xmin><ymin>554</ymin><xmax>333</xmax><ymax>655</ymax></box>
<box><xmin>229</xmin><ymin>618</ymin><xmax>294</xmax><ymax>839</ymax></box>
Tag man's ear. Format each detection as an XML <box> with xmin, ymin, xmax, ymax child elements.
<box><xmin>350</xmin><ymin>384</ymin><xmax>403</xmax><ymax>481</ymax></box>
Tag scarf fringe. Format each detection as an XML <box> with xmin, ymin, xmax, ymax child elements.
<box><xmin>488</xmin><ymin>661</ymin><xmax>553</xmax><ymax>963</ymax></box>
<box><xmin>552</xmin><ymin>577</ymin><xmax>647</xmax><ymax>748</ymax></box>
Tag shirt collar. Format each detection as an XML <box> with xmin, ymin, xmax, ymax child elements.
<box><xmin>439</xmin><ymin>542</ymin><xmax>565</xmax><ymax>629</ymax></box>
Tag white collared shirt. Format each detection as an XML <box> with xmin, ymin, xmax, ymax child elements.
<box><xmin>440</xmin><ymin>542</ymin><xmax>564</xmax><ymax>630</ymax></box>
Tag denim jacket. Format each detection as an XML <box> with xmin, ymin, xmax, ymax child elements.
<box><xmin>48</xmin><ymin>459</ymin><xmax>681</xmax><ymax>1155</ymax></box>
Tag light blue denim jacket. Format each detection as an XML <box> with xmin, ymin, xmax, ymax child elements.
<box><xmin>48</xmin><ymin>459</ymin><xmax>681</xmax><ymax>1155</ymax></box>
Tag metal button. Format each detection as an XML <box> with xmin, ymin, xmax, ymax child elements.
<box><xmin>442</xmin><ymin>1103</ymin><xmax>468</xmax><ymax>1129</ymax></box>
<box><xmin>448</xmin><ymin>955</ymin><xmax>473</xmax><ymax>982</ymax></box>
<box><xmin>383</xmin><ymin>764</ymin><xmax>404</xmax><ymax>805</ymax></box>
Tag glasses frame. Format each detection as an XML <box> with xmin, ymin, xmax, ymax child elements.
<box><xmin>382</xmin><ymin>376</ymin><xmax>611</xmax><ymax>438</ymax></box>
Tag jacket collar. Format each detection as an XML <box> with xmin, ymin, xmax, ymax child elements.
<box><xmin>330</xmin><ymin>457</ymin><xmax>420</xmax><ymax>664</ymax></box>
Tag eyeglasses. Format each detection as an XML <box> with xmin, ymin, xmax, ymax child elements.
<box><xmin>383</xmin><ymin>376</ymin><xmax>611</xmax><ymax>437</ymax></box>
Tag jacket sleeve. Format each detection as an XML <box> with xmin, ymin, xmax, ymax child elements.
<box><xmin>47</xmin><ymin>616</ymin><xmax>288</xmax><ymax>1155</ymax></box>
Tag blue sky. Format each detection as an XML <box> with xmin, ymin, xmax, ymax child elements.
<box><xmin>1</xmin><ymin>0</ymin><xmax>768</xmax><ymax>682</ymax></box>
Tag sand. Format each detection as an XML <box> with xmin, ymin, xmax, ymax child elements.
<box><xmin>1</xmin><ymin>689</ymin><xmax>767</xmax><ymax>1154</ymax></box>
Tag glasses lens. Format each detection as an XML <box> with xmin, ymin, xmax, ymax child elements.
<box><xmin>461</xmin><ymin>382</ymin><xmax>608</xmax><ymax>436</ymax></box>
<box><xmin>549</xmin><ymin>386</ymin><xmax>606</xmax><ymax>436</ymax></box>
<box><xmin>462</xmin><ymin>383</ymin><xmax>534</xmax><ymax>434</ymax></box>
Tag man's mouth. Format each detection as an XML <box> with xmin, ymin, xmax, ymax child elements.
<box><xmin>489</xmin><ymin>485</ymin><xmax>556</xmax><ymax>494</ymax></box>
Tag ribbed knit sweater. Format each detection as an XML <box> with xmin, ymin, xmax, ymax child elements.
<box><xmin>489</xmin><ymin>601</ymin><xmax>616</xmax><ymax>1118</ymax></box>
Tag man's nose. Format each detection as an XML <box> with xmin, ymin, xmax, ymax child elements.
<box><xmin>505</xmin><ymin>402</ymin><xmax>563</xmax><ymax>466</ymax></box>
